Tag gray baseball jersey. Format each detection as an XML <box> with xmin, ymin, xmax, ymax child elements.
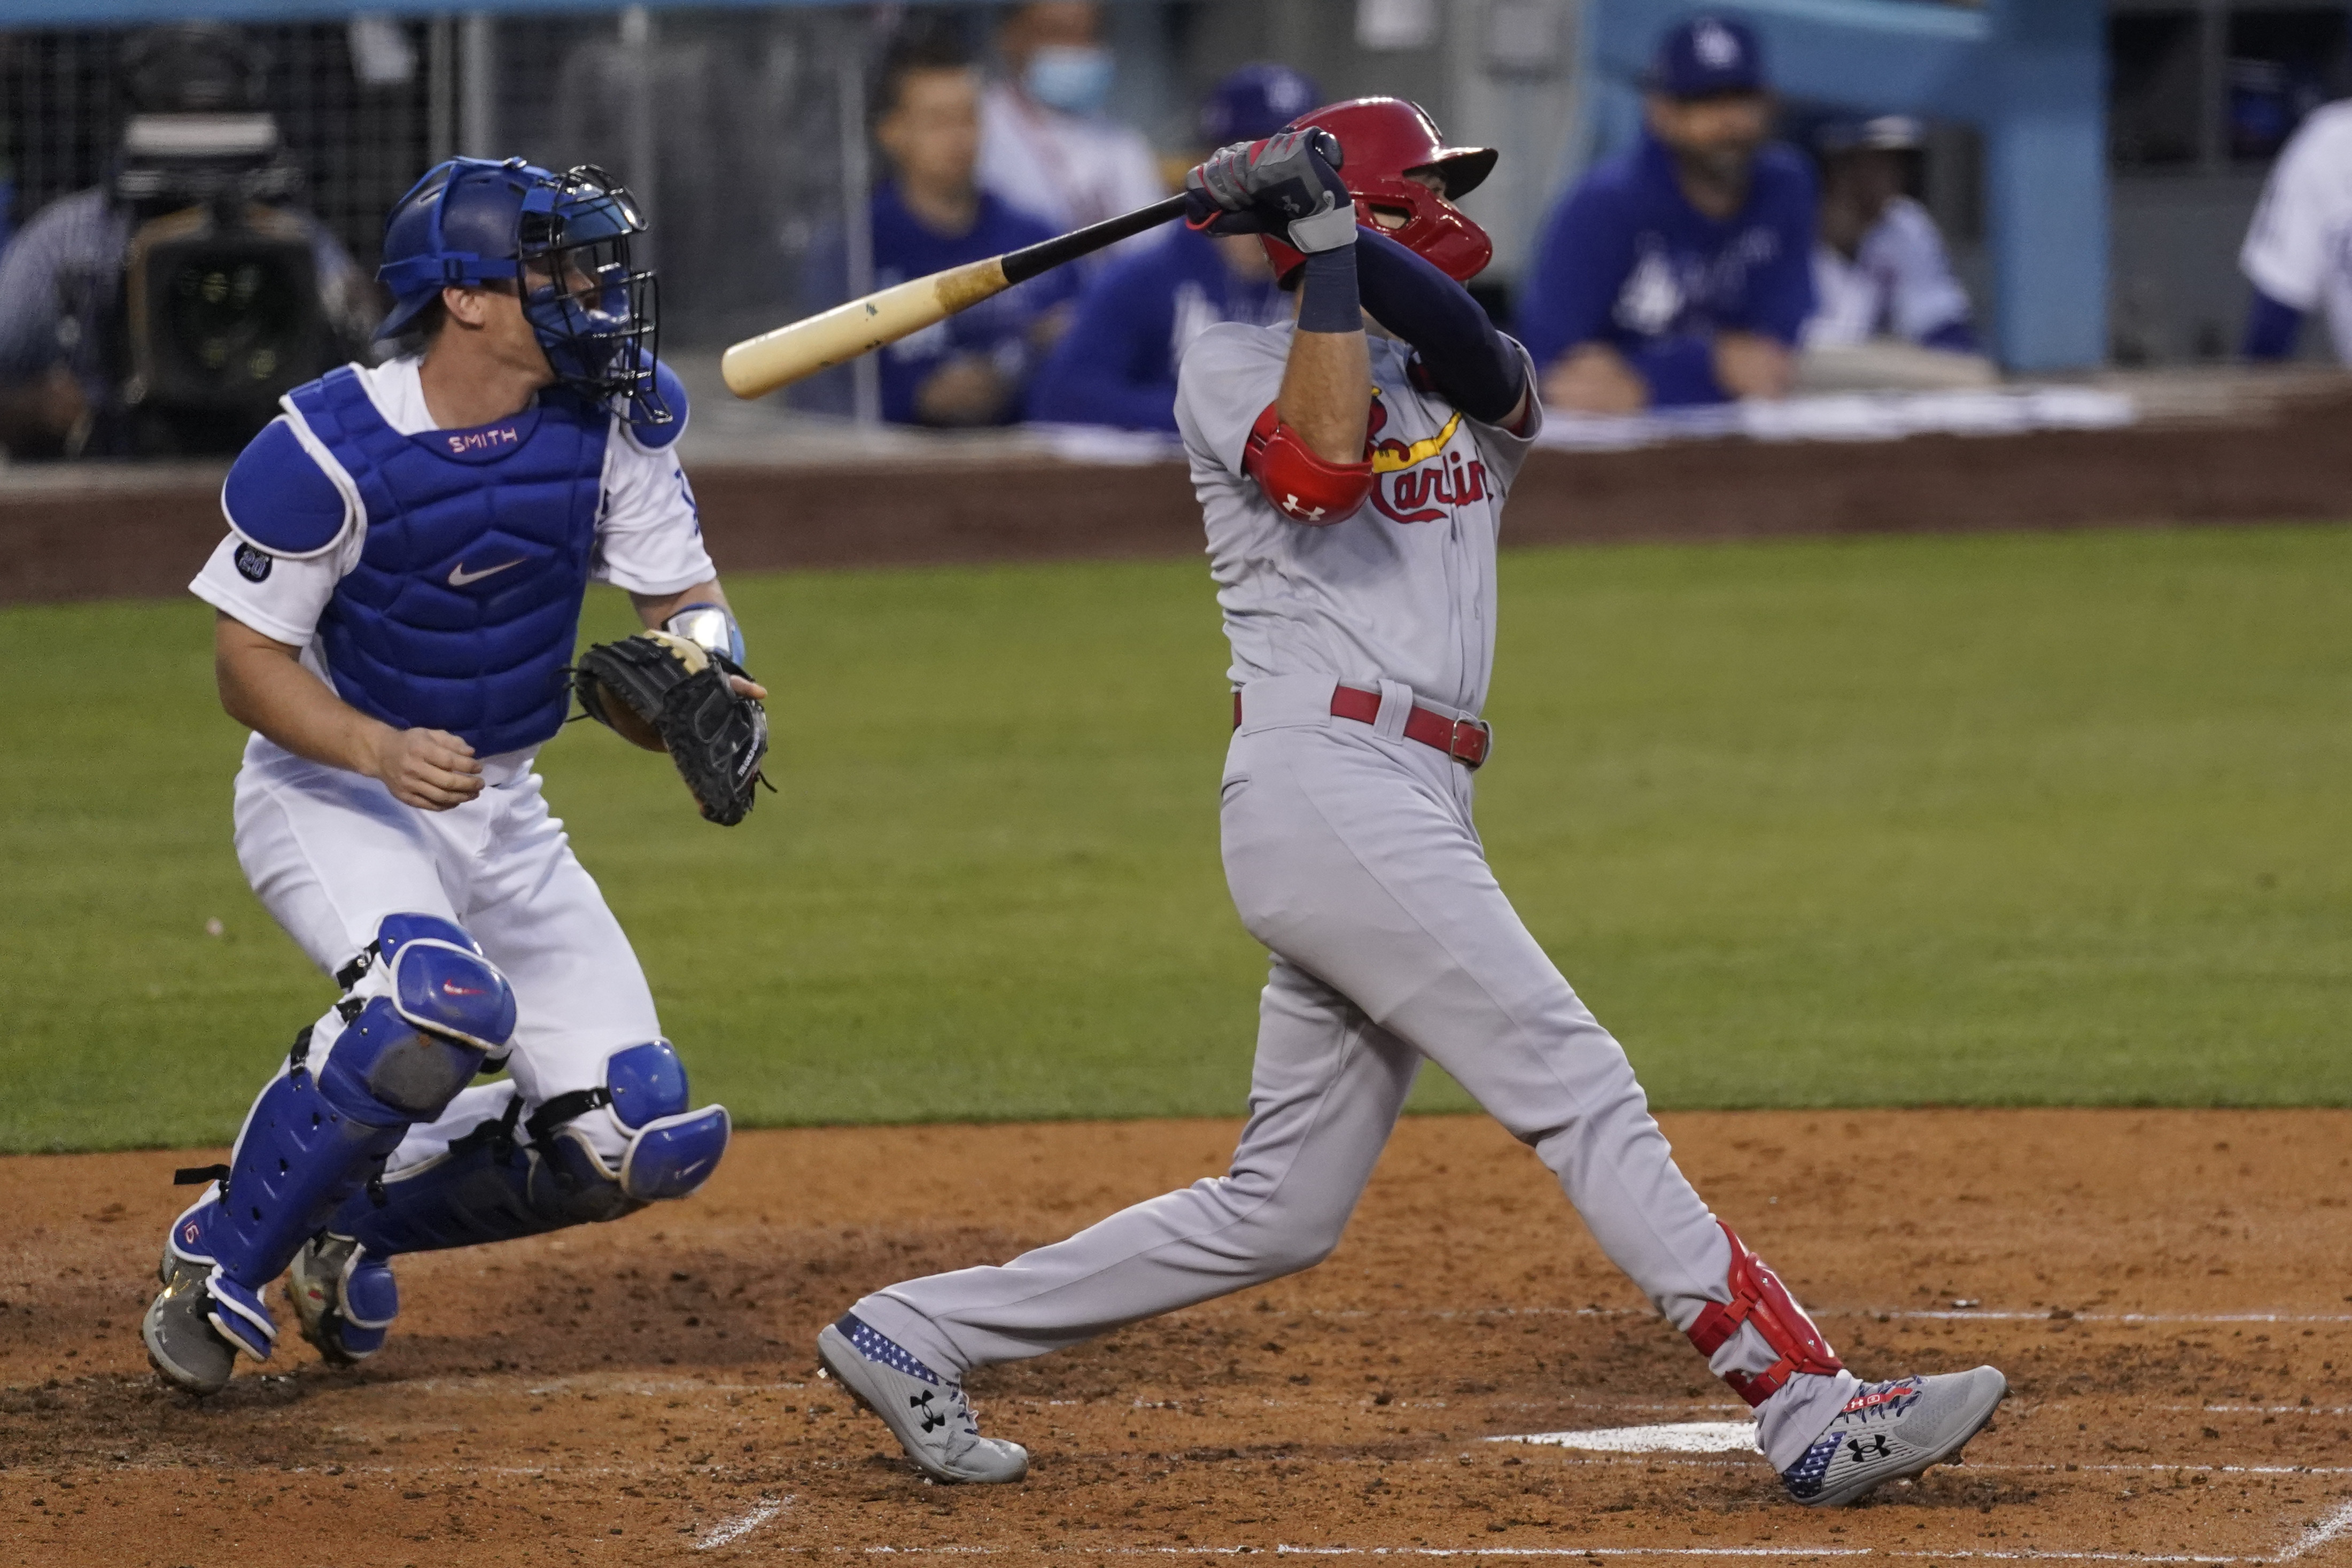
<box><xmin>1178</xmin><ymin>319</ymin><xmax>1535</xmax><ymax>718</ymax></box>
<box><xmin>849</xmin><ymin>319</ymin><xmax>1858</xmax><ymax>1472</ymax></box>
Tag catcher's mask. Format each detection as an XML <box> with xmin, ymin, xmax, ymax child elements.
<box><xmin>1259</xmin><ymin>97</ymin><xmax>1497</xmax><ymax>286</ymax></box>
<box><xmin>376</xmin><ymin>157</ymin><xmax>666</xmax><ymax>424</ymax></box>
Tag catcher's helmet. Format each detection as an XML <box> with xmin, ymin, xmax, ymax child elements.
<box><xmin>375</xmin><ymin>157</ymin><xmax>666</xmax><ymax>422</ymax></box>
<box><xmin>1259</xmin><ymin>97</ymin><xmax>1497</xmax><ymax>285</ymax></box>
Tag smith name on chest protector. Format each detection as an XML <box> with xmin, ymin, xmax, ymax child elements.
<box><xmin>224</xmin><ymin>363</ymin><xmax>640</xmax><ymax>757</ymax></box>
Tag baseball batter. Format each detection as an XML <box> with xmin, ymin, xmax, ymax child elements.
<box><xmin>816</xmin><ymin>100</ymin><xmax>2007</xmax><ymax>1509</ymax></box>
<box><xmin>142</xmin><ymin>158</ymin><xmax>757</xmax><ymax>1395</ymax></box>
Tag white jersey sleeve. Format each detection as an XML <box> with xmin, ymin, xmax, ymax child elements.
<box><xmin>592</xmin><ymin>430</ymin><xmax>716</xmax><ymax>597</ymax></box>
<box><xmin>2241</xmin><ymin>100</ymin><xmax>2352</xmax><ymax>312</ymax></box>
<box><xmin>190</xmin><ymin>531</ymin><xmax>358</xmax><ymax>647</ymax></box>
<box><xmin>190</xmin><ymin>412</ymin><xmax>364</xmax><ymax>647</ymax></box>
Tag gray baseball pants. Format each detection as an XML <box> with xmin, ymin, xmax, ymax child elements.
<box><xmin>853</xmin><ymin>674</ymin><xmax>1856</xmax><ymax>1469</ymax></box>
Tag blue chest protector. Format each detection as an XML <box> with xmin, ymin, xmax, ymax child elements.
<box><xmin>285</xmin><ymin>367</ymin><xmax>611</xmax><ymax>757</ymax></box>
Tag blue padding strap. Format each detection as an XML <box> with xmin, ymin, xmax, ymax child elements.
<box><xmin>619</xmin><ymin>1106</ymin><xmax>731</xmax><ymax>1201</ymax></box>
<box><xmin>342</xmin><ymin>1253</ymin><xmax>400</xmax><ymax>1331</ymax></box>
<box><xmin>388</xmin><ymin>941</ymin><xmax>517</xmax><ymax>1055</ymax></box>
<box><xmin>627</xmin><ymin>359</ymin><xmax>690</xmax><ymax>448</ymax></box>
<box><xmin>222</xmin><ymin>417</ymin><xmax>350</xmax><ymax>557</ymax></box>
<box><xmin>605</xmin><ymin>1040</ymin><xmax>690</xmax><ymax>1129</ymax></box>
<box><xmin>319</xmin><ymin>995</ymin><xmax>489</xmax><ymax>1124</ymax></box>
<box><xmin>204</xmin><ymin>1268</ymin><xmax>277</xmax><ymax>1359</ymax></box>
<box><xmin>377</xmin><ymin>912</ymin><xmax>482</xmax><ymax>962</ymax></box>
<box><xmin>376</xmin><ymin>252</ymin><xmax>522</xmax><ymax>289</ymax></box>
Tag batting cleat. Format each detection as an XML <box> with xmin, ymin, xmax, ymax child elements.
<box><xmin>1781</xmin><ymin>1367</ymin><xmax>2008</xmax><ymax>1508</ymax></box>
<box><xmin>816</xmin><ymin>1314</ymin><xmax>1028</xmax><ymax>1485</ymax></box>
<box><xmin>288</xmin><ymin>1233</ymin><xmax>397</xmax><ymax>1365</ymax></box>
<box><xmin>142</xmin><ymin>1249</ymin><xmax>240</xmax><ymax>1396</ymax></box>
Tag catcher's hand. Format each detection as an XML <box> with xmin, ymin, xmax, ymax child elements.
<box><xmin>571</xmin><ymin>631</ymin><xmax>772</xmax><ymax>826</ymax></box>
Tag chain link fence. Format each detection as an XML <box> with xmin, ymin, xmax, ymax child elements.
<box><xmin>1</xmin><ymin>10</ymin><xmax>877</xmax><ymax>350</ymax></box>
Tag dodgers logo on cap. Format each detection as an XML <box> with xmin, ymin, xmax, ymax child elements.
<box><xmin>1693</xmin><ymin>19</ymin><xmax>1742</xmax><ymax>70</ymax></box>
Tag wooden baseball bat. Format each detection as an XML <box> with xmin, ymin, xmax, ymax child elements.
<box><xmin>721</xmin><ymin>193</ymin><xmax>1192</xmax><ymax>400</ymax></box>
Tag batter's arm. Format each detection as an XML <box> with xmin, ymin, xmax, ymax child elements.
<box><xmin>1276</xmin><ymin>315</ymin><xmax>1371</xmax><ymax>464</ymax></box>
<box><xmin>214</xmin><ymin>612</ymin><xmax>484</xmax><ymax>810</ymax></box>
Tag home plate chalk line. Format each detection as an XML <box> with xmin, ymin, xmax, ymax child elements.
<box><xmin>695</xmin><ymin>1497</ymin><xmax>790</xmax><ymax>1551</ymax></box>
<box><xmin>1483</xmin><ymin>1420</ymin><xmax>1759</xmax><ymax>1454</ymax></box>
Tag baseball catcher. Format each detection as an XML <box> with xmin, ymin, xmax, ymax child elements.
<box><xmin>144</xmin><ymin>157</ymin><xmax>759</xmax><ymax>1396</ymax></box>
<box><xmin>814</xmin><ymin>98</ymin><xmax>2009</xmax><ymax>1509</ymax></box>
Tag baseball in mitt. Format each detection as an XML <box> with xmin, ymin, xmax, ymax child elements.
<box><xmin>572</xmin><ymin>631</ymin><xmax>771</xmax><ymax>826</ymax></box>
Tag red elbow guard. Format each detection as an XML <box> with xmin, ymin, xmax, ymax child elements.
<box><xmin>1242</xmin><ymin>403</ymin><xmax>1373</xmax><ymax>525</ymax></box>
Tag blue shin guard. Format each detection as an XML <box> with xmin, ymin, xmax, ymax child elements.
<box><xmin>332</xmin><ymin>1039</ymin><xmax>729</xmax><ymax>1259</ymax></box>
<box><xmin>171</xmin><ymin>918</ymin><xmax>515</xmax><ymax>1361</ymax></box>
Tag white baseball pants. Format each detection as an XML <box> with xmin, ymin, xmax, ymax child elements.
<box><xmin>230</xmin><ymin>734</ymin><xmax>663</xmax><ymax>1170</ymax></box>
<box><xmin>852</xmin><ymin>675</ymin><xmax>1857</xmax><ymax>1469</ymax></box>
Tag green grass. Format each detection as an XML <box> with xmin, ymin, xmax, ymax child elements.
<box><xmin>3</xmin><ymin>524</ymin><xmax>2348</xmax><ymax>1152</ymax></box>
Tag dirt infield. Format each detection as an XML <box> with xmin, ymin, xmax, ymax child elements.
<box><xmin>4</xmin><ymin>1109</ymin><xmax>2348</xmax><ymax>1564</ymax></box>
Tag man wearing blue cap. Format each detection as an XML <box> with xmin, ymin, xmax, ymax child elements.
<box><xmin>1026</xmin><ymin>64</ymin><xmax>1314</xmax><ymax>432</ymax></box>
<box><xmin>1517</xmin><ymin>15</ymin><xmax>1816</xmax><ymax>413</ymax></box>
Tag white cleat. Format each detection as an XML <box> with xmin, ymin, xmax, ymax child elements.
<box><xmin>1782</xmin><ymin>1366</ymin><xmax>2008</xmax><ymax>1507</ymax></box>
<box><xmin>816</xmin><ymin>1314</ymin><xmax>1028</xmax><ymax>1484</ymax></box>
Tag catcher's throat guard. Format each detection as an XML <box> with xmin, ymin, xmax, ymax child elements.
<box><xmin>572</xmin><ymin>630</ymin><xmax>771</xmax><ymax>825</ymax></box>
<box><xmin>1687</xmin><ymin>1221</ymin><xmax>1846</xmax><ymax>1407</ymax></box>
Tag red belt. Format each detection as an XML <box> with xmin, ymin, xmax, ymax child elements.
<box><xmin>1232</xmin><ymin>685</ymin><xmax>1492</xmax><ymax>769</ymax></box>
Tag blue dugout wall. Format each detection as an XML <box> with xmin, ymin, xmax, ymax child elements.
<box><xmin>1582</xmin><ymin>0</ymin><xmax>2108</xmax><ymax>372</ymax></box>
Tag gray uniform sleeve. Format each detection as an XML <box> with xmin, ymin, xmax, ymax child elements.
<box><xmin>1464</xmin><ymin>338</ymin><xmax>1543</xmax><ymax>494</ymax></box>
<box><xmin>1174</xmin><ymin>324</ymin><xmax>1294</xmax><ymax>478</ymax></box>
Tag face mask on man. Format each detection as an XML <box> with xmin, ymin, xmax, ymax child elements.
<box><xmin>1023</xmin><ymin>44</ymin><xmax>1114</xmax><ymax>115</ymax></box>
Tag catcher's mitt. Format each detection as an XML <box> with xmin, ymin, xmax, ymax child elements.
<box><xmin>572</xmin><ymin>631</ymin><xmax>771</xmax><ymax>826</ymax></box>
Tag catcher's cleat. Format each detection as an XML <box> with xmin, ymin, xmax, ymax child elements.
<box><xmin>816</xmin><ymin>1314</ymin><xmax>1028</xmax><ymax>1485</ymax></box>
<box><xmin>1781</xmin><ymin>1367</ymin><xmax>2007</xmax><ymax>1507</ymax></box>
<box><xmin>288</xmin><ymin>1233</ymin><xmax>396</xmax><ymax>1365</ymax></box>
<box><xmin>142</xmin><ymin>1248</ymin><xmax>240</xmax><ymax>1396</ymax></box>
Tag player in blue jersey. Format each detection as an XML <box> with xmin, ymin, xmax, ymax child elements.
<box><xmin>141</xmin><ymin>158</ymin><xmax>757</xmax><ymax>1395</ymax></box>
<box><xmin>799</xmin><ymin>24</ymin><xmax>1080</xmax><ymax>426</ymax></box>
<box><xmin>1025</xmin><ymin>64</ymin><xmax>1314</xmax><ymax>432</ymax></box>
<box><xmin>1516</xmin><ymin>15</ymin><xmax>1815</xmax><ymax>413</ymax></box>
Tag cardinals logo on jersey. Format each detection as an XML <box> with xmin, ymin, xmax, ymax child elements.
<box><xmin>1367</xmin><ymin>395</ymin><xmax>1489</xmax><ymax>525</ymax></box>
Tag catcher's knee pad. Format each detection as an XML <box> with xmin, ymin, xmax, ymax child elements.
<box><xmin>1685</xmin><ymin>1221</ymin><xmax>1845</xmax><ymax>1408</ymax></box>
<box><xmin>338</xmin><ymin>1041</ymin><xmax>728</xmax><ymax>1257</ymax></box>
<box><xmin>165</xmin><ymin>915</ymin><xmax>515</xmax><ymax>1359</ymax></box>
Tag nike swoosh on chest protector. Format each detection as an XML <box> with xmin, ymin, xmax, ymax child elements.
<box><xmin>447</xmin><ymin>558</ymin><xmax>527</xmax><ymax>587</ymax></box>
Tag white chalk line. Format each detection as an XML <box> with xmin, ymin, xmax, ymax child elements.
<box><xmin>2275</xmin><ymin>1501</ymin><xmax>2352</xmax><ymax>1562</ymax></box>
<box><xmin>695</xmin><ymin>1496</ymin><xmax>790</xmax><ymax>1551</ymax></box>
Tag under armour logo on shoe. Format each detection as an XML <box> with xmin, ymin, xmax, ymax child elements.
<box><xmin>1847</xmin><ymin>1434</ymin><xmax>1891</xmax><ymax>1462</ymax></box>
<box><xmin>910</xmin><ymin>1390</ymin><xmax>945</xmax><ymax>1433</ymax></box>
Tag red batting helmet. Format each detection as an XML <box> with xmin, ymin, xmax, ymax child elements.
<box><xmin>1260</xmin><ymin>97</ymin><xmax>1497</xmax><ymax>285</ymax></box>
